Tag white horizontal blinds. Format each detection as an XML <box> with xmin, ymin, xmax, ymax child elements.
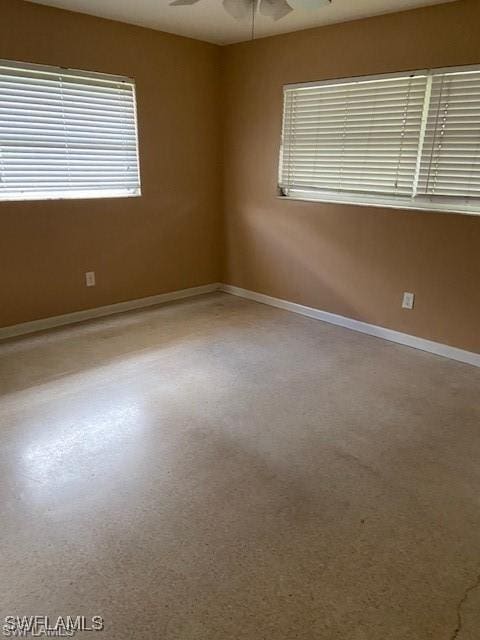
<box><xmin>280</xmin><ymin>74</ymin><xmax>428</xmax><ymax>198</ymax></box>
<box><xmin>0</xmin><ymin>61</ymin><xmax>140</xmax><ymax>200</ymax></box>
<box><xmin>417</xmin><ymin>70</ymin><xmax>480</xmax><ymax>202</ymax></box>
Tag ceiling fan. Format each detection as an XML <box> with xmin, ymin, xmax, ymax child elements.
<box><xmin>169</xmin><ymin>0</ymin><xmax>332</xmax><ymax>22</ymax></box>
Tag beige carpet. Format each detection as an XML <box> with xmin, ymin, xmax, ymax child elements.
<box><xmin>1</xmin><ymin>292</ymin><xmax>479</xmax><ymax>639</ymax></box>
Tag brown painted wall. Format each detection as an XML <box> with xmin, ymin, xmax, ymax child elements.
<box><xmin>222</xmin><ymin>0</ymin><xmax>480</xmax><ymax>353</ymax></box>
<box><xmin>0</xmin><ymin>0</ymin><xmax>222</xmax><ymax>327</ymax></box>
<box><xmin>1</xmin><ymin>0</ymin><xmax>479</xmax><ymax>353</ymax></box>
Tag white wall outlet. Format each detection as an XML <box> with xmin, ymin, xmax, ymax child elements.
<box><xmin>402</xmin><ymin>292</ymin><xmax>415</xmax><ymax>310</ymax></box>
<box><xmin>85</xmin><ymin>271</ymin><xmax>96</xmax><ymax>287</ymax></box>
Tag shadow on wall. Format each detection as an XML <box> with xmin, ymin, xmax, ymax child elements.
<box><xmin>225</xmin><ymin>201</ymin><xmax>384</xmax><ymax>321</ymax></box>
<box><xmin>224</xmin><ymin>197</ymin><xmax>480</xmax><ymax>348</ymax></box>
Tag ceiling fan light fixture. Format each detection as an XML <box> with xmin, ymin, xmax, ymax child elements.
<box><xmin>260</xmin><ymin>0</ymin><xmax>293</xmax><ymax>21</ymax></box>
<box><xmin>222</xmin><ymin>0</ymin><xmax>252</xmax><ymax>21</ymax></box>
<box><xmin>169</xmin><ymin>0</ymin><xmax>333</xmax><ymax>23</ymax></box>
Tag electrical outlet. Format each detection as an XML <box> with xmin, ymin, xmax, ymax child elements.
<box><xmin>85</xmin><ymin>271</ymin><xmax>96</xmax><ymax>287</ymax></box>
<box><xmin>402</xmin><ymin>292</ymin><xmax>415</xmax><ymax>310</ymax></box>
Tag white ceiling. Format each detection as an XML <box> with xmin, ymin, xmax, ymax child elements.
<box><xmin>26</xmin><ymin>0</ymin><xmax>457</xmax><ymax>45</ymax></box>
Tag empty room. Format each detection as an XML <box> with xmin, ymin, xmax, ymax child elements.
<box><xmin>1</xmin><ymin>0</ymin><xmax>479</xmax><ymax>638</ymax></box>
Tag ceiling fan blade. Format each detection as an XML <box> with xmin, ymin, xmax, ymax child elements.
<box><xmin>223</xmin><ymin>0</ymin><xmax>253</xmax><ymax>21</ymax></box>
<box><xmin>169</xmin><ymin>0</ymin><xmax>202</xmax><ymax>5</ymax></box>
<box><xmin>259</xmin><ymin>0</ymin><xmax>293</xmax><ymax>20</ymax></box>
<box><xmin>287</xmin><ymin>0</ymin><xmax>331</xmax><ymax>9</ymax></box>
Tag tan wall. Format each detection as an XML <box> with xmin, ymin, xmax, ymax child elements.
<box><xmin>1</xmin><ymin>0</ymin><xmax>479</xmax><ymax>353</ymax></box>
<box><xmin>0</xmin><ymin>0</ymin><xmax>222</xmax><ymax>327</ymax></box>
<box><xmin>222</xmin><ymin>0</ymin><xmax>480</xmax><ymax>353</ymax></box>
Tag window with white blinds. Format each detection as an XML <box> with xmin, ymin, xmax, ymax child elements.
<box><xmin>416</xmin><ymin>69</ymin><xmax>480</xmax><ymax>203</ymax></box>
<box><xmin>279</xmin><ymin>65</ymin><xmax>480</xmax><ymax>215</ymax></box>
<box><xmin>0</xmin><ymin>59</ymin><xmax>141</xmax><ymax>202</ymax></box>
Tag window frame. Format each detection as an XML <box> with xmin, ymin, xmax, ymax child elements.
<box><xmin>0</xmin><ymin>59</ymin><xmax>142</xmax><ymax>203</ymax></box>
<box><xmin>278</xmin><ymin>64</ymin><xmax>480</xmax><ymax>216</ymax></box>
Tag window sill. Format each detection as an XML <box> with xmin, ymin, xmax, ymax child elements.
<box><xmin>276</xmin><ymin>192</ymin><xmax>480</xmax><ymax>217</ymax></box>
<box><xmin>0</xmin><ymin>191</ymin><xmax>142</xmax><ymax>203</ymax></box>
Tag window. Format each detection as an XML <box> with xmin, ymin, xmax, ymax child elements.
<box><xmin>0</xmin><ymin>59</ymin><xmax>141</xmax><ymax>201</ymax></box>
<box><xmin>279</xmin><ymin>65</ymin><xmax>480</xmax><ymax>215</ymax></box>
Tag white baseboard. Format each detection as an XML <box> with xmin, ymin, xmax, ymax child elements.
<box><xmin>220</xmin><ymin>283</ymin><xmax>480</xmax><ymax>368</ymax></box>
<box><xmin>0</xmin><ymin>283</ymin><xmax>221</xmax><ymax>340</ymax></box>
<box><xmin>2</xmin><ymin>281</ymin><xmax>478</xmax><ymax>368</ymax></box>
